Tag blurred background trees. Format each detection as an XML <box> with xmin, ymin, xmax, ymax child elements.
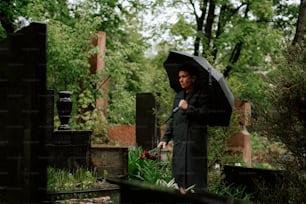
<box><xmin>1</xmin><ymin>0</ymin><xmax>304</xmax><ymax>125</ymax></box>
<box><xmin>253</xmin><ymin>44</ymin><xmax>306</xmax><ymax>203</ymax></box>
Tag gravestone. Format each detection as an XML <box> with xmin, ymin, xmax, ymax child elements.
<box><xmin>222</xmin><ymin>165</ymin><xmax>285</xmax><ymax>202</ymax></box>
<box><xmin>47</xmin><ymin>129</ymin><xmax>92</xmax><ymax>170</ymax></box>
<box><xmin>108</xmin><ymin>178</ymin><xmax>252</xmax><ymax>204</ymax></box>
<box><xmin>136</xmin><ymin>93</ymin><xmax>160</xmax><ymax>150</ymax></box>
<box><xmin>0</xmin><ymin>22</ymin><xmax>48</xmax><ymax>203</ymax></box>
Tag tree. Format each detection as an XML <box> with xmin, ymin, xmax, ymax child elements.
<box><xmin>293</xmin><ymin>0</ymin><xmax>306</xmax><ymax>45</ymax></box>
<box><xmin>145</xmin><ymin>0</ymin><xmax>302</xmax><ymax>122</ymax></box>
<box><xmin>254</xmin><ymin>44</ymin><xmax>306</xmax><ymax>203</ymax></box>
<box><xmin>1</xmin><ymin>0</ymin><xmax>304</xmax><ymax>130</ymax></box>
<box><xmin>0</xmin><ymin>0</ymin><xmax>150</xmax><ymax>126</ymax></box>
<box><xmin>0</xmin><ymin>0</ymin><xmax>29</xmax><ymax>35</ymax></box>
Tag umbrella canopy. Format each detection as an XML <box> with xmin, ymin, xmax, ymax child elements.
<box><xmin>163</xmin><ymin>50</ymin><xmax>235</xmax><ymax>126</ymax></box>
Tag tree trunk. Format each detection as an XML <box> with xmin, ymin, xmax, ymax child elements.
<box><xmin>223</xmin><ymin>41</ymin><xmax>243</xmax><ymax>78</ymax></box>
<box><xmin>212</xmin><ymin>4</ymin><xmax>228</xmax><ymax>60</ymax></box>
<box><xmin>203</xmin><ymin>0</ymin><xmax>216</xmax><ymax>56</ymax></box>
<box><xmin>193</xmin><ymin>0</ymin><xmax>208</xmax><ymax>56</ymax></box>
<box><xmin>293</xmin><ymin>0</ymin><xmax>306</xmax><ymax>45</ymax></box>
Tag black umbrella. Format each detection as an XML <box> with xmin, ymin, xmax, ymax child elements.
<box><xmin>163</xmin><ymin>50</ymin><xmax>235</xmax><ymax>126</ymax></box>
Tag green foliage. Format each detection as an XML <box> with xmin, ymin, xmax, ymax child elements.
<box><xmin>263</xmin><ymin>45</ymin><xmax>306</xmax><ymax>156</ymax></box>
<box><xmin>208</xmin><ymin>171</ymin><xmax>253</xmax><ymax>202</ymax></box>
<box><xmin>47</xmin><ymin>18</ymin><xmax>100</xmax><ymax>92</ymax></box>
<box><xmin>75</xmin><ymin>89</ymin><xmax>112</xmax><ymax>144</ymax></box>
<box><xmin>250</xmin><ymin>1</ymin><xmax>274</xmax><ymax>21</ymax></box>
<box><xmin>170</xmin><ymin>14</ymin><xmax>195</xmax><ymax>41</ymax></box>
<box><xmin>3</xmin><ymin>0</ymin><xmax>301</xmax><ymax>132</ymax></box>
<box><xmin>0</xmin><ymin>25</ymin><xmax>6</xmax><ymax>40</ymax></box>
<box><xmin>0</xmin><ymin>0</ymin><xmax>29</xmax><ymax>34</ymax></box>
<box><xmin>128</xmin><ymin>146</ymin><xmax>172</xmax><ymax>185</ymax></box>
<box><xmin>23</xmin><ymin>0</ymin><xmax>150</xmax><ymax>126</ymax></box>
<box><xmin>207</xmin><ymin>110</ymin><xmax>243</xmax><ymax>168</ymax></box>
<box><xmin>214</xmin><ymin>184</ymin><xmax>253</xmax><ymax>201</ymax></box>
<box><xmin>255</xmin><ymin>44</ymin><xmax>306</xmax><ymax>203</ymax></box>
<box><xmin>150</xmin><ymin>1</ymin><xmax>299</xmax><ymax>119</ymax></box>
<box><xmin>273</xmin><ymin>0</ymin><xmax>300</xmax><ymax>40</ymax></box>
<box><xmin>47</xmin><ymin>167</ymin><xmax>98</xmax><ymax>192</ymax></box>
<box><xmin>251</xmin><ymin>132</ymin><xmax>287</xmax><ymax>169</ymax></box>
<box><xmin>128</xmin><ymin>146</ymin><xmax>254</xmax><ymax>200</ymax></box>
<box><xmin>105</xmin><ymin>34</ymin><xmax>150</xmax><ymax>124</ymax></box>
<box><xmin>1</xmin><ymin>0</ymin><xmax>303</xmax><ymax>126</ymax></box>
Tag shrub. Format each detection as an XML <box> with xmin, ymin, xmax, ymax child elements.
<box><xmin>255</xmin><ymin>44</ymin><xmax>306</xmax><ymax>203</ymax></box>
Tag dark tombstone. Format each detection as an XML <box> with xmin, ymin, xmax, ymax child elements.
<box><xmin>45</xmin><ymin>89</ymin><xmax>55</xmax><ymax>142</ymax></box>
<box><xmin>108</xmin><ymin>178</ymin><xmax>253</xmax><ymax>204</ymax></box>
<box><xmin>88</xmin><ymin>145</ymin><xmax>129</xmax><ymax>179</ymax></box>
<box><xmin>0</xmin><ymin>22</ymin><xmax>48</xmax><ymax>203</ymax></box>
<box><xmin>136</xmin><ymin>92</ymin><xmax>160</xmax><ymax>150</ymax></box>
<box><xmin>222</xmin><ymin>165</ymin><xmax>286</xmax><ymax>202</ymax></box>
<box><xmin>47</xmin><ymin>129</ymin><xmax>92</xmax><ymax>170</ymax></box>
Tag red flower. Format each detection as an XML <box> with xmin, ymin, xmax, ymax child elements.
<box><xmin>149</xmin><ymin>155</ymin><xmax>157</xmax><ymax>160</ymax></box>
<box><xmin>139</xmin><ymin>150</ymin><xmax>158</xmax><ymax>160</ymax></box>
<box><xmin>144</xmin><ymin>151</ymin><xmax>150</xmax><ymax>157</ymax></box>
<box><xmin>139</xmin><ymin>153</ymin><xmax>145</xmax><ymax>160</ymax></box>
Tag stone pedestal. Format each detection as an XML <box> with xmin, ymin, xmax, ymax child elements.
<box><xmin>47</xmin><ymin>130</ymin><xmax>92</xmax><ymax>170</ymax></box>
<box><xmin>226</xmin><ymin>100</ymin><xmax>252</xmax><ymax>166</ymax></box>
<box><xmin>226</xmin><ymin>127</ymin><xmax>251</xmax><ymax>165</ymax></box>
<box><xmin>88</xmin><ymin>145</ymin><xmax>128</xmax><ymax>179</ymax></box>
<box><xmin>89</xmin><ymin>31</ymin><xmax>108</xmax><ymax>118</ymax></box>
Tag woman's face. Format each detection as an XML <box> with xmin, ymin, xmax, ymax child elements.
<box><xmin>179</xmin><ymin>70</ymin><xmax>196</xmax><ymax>92</ymax></box>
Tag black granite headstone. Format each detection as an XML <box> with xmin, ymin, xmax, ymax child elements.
<box><xmin>222</xmin><ymin>165</ymin><xmax>286</xmax><ymax>202</ymax></box>
<box><xmin>0</xmin><ymin>22</ymin><xmax>48</xmax><ymax>203</ymax></box>
<box><xmin>47</xmin><ymin>129</ymin><xmax>92</xmax><ymax>170</ymax></box>
<box><xmin>136</xmin><ymin>93</ymin><xmax>160</xmax><ymax>150</ymax></box>
<box><xmin>108</xmin><ymin>178</ymin><xmax>252</xmax><ymax>204</ymax></box>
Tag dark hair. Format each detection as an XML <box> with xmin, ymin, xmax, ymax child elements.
<box><xmin>178</xmin><ymin>66</ymin><xmax>199</xmax><ymax>77</ymax></box>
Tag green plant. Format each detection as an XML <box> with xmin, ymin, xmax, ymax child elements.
<box><xmin>208</xmin><ymin>169</ymin><xmax>253</xmax><ymax>201</ymax></box>
<box><xmin>207</xmin><ymin>111</ymin><xmax>242</xmax><ymax>168</ymax></box>
<box><xmin>128</xmin><ymin>147</ymin><xmax>172</xmax><ymax>185</ymax></box>
<box><xmin>75</xmin><ymin>89</ymin><xmax>112</xmax><ymax>144</ymax></box>
<box><xmin>251</xmin><ymin>132</ymin><xmax>287</xmax><ymax>170</ymax></box>
<box><xmin>47</xmin><ymin>167</ymin><xmax>98</xmax><ymax>192</ymax></box>
<box><xmin>214</xmin><ymin>183</ymin><xmax>253</xmax><ymax>201</ymax></box>
<box><xmin>254</xmin><ymin>45</ymin><xmax>306</xmax><ymax>203</ymax></box>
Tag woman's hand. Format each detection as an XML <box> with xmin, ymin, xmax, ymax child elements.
<box><xmin>157</xmin><ymin>141</ymin><xmax>167</xmax><ymax>149</ymax></box>
<box><xmin>179</xmin><ymin>99</ymin><xmax>188</xmax><ymax>110</ymax></box>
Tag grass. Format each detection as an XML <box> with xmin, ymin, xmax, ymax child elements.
<box><xmin>251</xmin><ymin>133</ymin><xmax>287</xmax><ymax>170</ymax></box>
<box><xmin>47</xmin><ymin>166</ymin><xmax>98</xmax><ymax>192</ymax></box>
<box><xmin>47</xmin><ymin>166</ymin><xmax>120</xmax><ymax>202</ymax></box>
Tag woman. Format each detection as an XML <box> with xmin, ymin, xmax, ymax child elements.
<box><xmin>157</xmin><ymin>66</ymin><xmax>209</xmax><ymax>194</ymax></box>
